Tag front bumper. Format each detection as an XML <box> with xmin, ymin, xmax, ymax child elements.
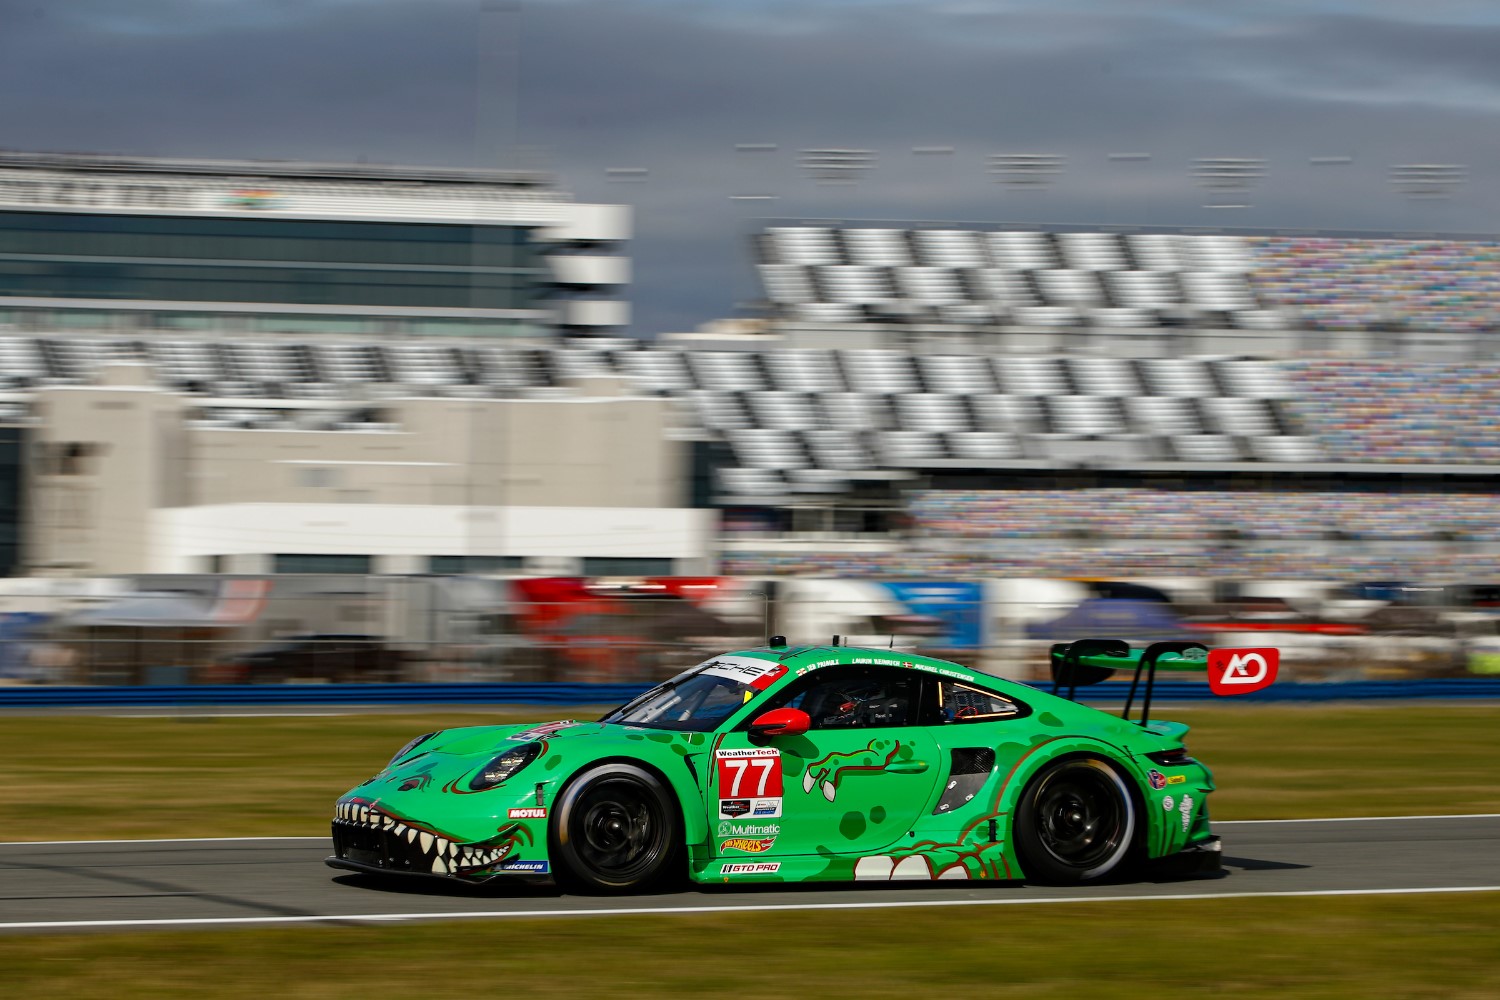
<box><xmin>329</xmin><ymin>801</ymin><xmax>547</xmax><ymax>882</ymax></box>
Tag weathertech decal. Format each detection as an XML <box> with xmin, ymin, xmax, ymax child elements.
<box><xmin>1206</xmin><ymin>648</ymin><xmax>1279</xmax><ymax>696</ymax></box>
<box><xmin>721</xmin><ymin>862</ymin><xmax>780</xmax><ymax>875</ymax></box>
<box><xmin>507</xmin><ymin>807</ymin><xmax>547</xmax><ymax>819</ymax></box>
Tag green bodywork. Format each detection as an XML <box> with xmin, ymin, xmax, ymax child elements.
<box><xmin>332</xmin><ymin>645</ymin><xmax>1217</xmax><ymax>884</ymax></box>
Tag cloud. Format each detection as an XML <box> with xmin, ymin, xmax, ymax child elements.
<box><xmin>0</xmin><ymin>0</ymin><xmax>1497</xmax><ymax>334</ymax></box>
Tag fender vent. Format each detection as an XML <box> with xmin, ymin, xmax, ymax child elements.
<box><xmin>934</xmin><ymin>747</ymin><xmax>996</xmax><ymax>814</ymax></box>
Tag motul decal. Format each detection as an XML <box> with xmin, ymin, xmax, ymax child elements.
<box><xmin>507</xmin><ymin>807</ymin><xmax>547</xmax><ymax>819</ymax></box>
<box><xmin>1206</xmin><ymin>647</ymin><xmax>1279</xmax><ymax>695</ymax></box>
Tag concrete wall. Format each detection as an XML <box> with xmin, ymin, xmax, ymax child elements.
<box><xmin>27</xmin><ymin>371</ymin><xmax>702</xmax><ymax>576</ymax></box>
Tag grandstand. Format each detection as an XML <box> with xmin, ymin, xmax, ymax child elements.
<box><xmin>753</xmin><ymin>224</ymin><xmax>1500</xmax><ymax>360</ymax></box>
<box><xmin>6</xmin><ymin>210</ymin><xmax>1500</xmax><ymax>584</ymax></box>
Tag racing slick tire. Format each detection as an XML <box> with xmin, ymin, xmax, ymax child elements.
<box><xmin>1013</xmin><ymin>755</ymin><xmax>1137</xmax><ymax>884</ymax></box>
<box><xmin>550</xmin><ymin>762</ymin><xmax>683</xmax><ymax>894</ymax></box>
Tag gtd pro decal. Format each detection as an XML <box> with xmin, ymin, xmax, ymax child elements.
<box><xmin>1206</xmin><ymin>648</ymin><xmax>1279</xmax><ymax>696</ymax></box>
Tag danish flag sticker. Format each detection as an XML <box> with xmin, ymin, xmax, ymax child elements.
<box><xmin>1206</xmin><ymin>647</ymin><xmax>1279</xmax><ymax>696</ymax></box>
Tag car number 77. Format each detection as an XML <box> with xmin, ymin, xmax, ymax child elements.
<box><xmin>723</xmin><ymin>758</ymin><xmax>775</xmax><ymax>797</ymax></box>
<box><xmin>716</xmin><ymin>751</ymin><xmax>784</xmax><ymax>798</ymax></box>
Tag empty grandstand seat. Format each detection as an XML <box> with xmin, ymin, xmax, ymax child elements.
<box><xmin>916</xmin><ymin>355</ymin><xmax>997</xmax><ymax>395</ymax></box>
<box><xmin>764</xmin><ymin>351</ymin><xmax>846</xmax><ymax>393</ymax></box>
<box><xmin>895</xmin><ymin>393</ymin><xmax>972</xmax><ymax>432</ymax></box>
<box><xmin>767</xmin><ymin>227</ymin><xmax>844</xmax><ymax>265</ymax></box>
<box><xmin>912</xmin><ymin>230</ymin><xmax>986</xmax><ymax>269</ymax></box>
<box><xmin>727</xmin><ymin>428</ymin><xmax>810</xmax><ymax>470</ymax></box>
<box><xmin>841</xmin><ymin>229</ymin><xmax>914</xmax><ymax>267</ymax></box>
<box><xmin>986</xmin><ymin>231</ymin><xmax>1060</xmax><ymax>270</ymax></box>
<box><xmin>840</xmin><ymin>350</ymin><xmax>920</xmax><ymax>394</ymax></box>
<box><xmin>945</xmin><ymin>430</ymin><xmax>1023</xmax><ymax>461</ymax></box>
<box><xmin>876</xmin><ymin>430</ymin><xmax>947</xmax><ymax>465</ymax></box>
<box><xmin>689</xmin><ymin>352</ymin><xmax>767</xmax><ymax>392</ymax></box>
<box><xmin>1057</xmin><ymin>232</ymin><xmax>1128</xmax><ymax>271</ymax></box>
<box><xmin>749</xmin><ymin>391</ymin><xmax>821</xmax><ymax>431</ymax></box>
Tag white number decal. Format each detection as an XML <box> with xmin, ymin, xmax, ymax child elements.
<box><xmin>724</xmin><ymin>758</ymin><xmax>748</xmax><ymax>796</ymax></box>
<box><xmin>750</xmin><ymin>758</ymin><xmax>774</xmax><ymax>796</ymax></box>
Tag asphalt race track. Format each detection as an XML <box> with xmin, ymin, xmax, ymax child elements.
<box><xmin>2</xmin><ymin>815</ymin><xmax>1497</xmax><ymax>933</ymax></box>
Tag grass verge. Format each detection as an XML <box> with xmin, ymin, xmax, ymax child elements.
<box><xmin>3</xmin><ymin>703</ymin><xmax>1497</xmax><ymax>840</ymax></box>
<box><xmin>4</xmin><ymin>894</ymin><xmax>1499</xmax><ymax>999</ymax></box>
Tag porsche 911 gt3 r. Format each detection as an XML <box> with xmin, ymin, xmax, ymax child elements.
<box><xmin>328</xmin><ymin>638</ymin><xmax>1248</xmax><ymax>892</ymax></box>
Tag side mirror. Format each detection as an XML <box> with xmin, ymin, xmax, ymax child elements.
<box><xmin>748</xmin><ymin>707</ymin><xmax>810</xmax><ymax>738</ymax></box>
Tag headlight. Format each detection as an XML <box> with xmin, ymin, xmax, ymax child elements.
<box><xmin>389</xmin><ymin>732</ymin><xmax>437</xmax><ymax>766</ymax></box>
<box><xmin>469</xmin><ymin>742</ymin><xmax>543</xmax><ymax>791</ymax></box>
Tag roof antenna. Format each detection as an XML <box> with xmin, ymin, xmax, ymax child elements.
<box><xmin>888</xmin><ymin>634</ymin><xmax>895</xmax><ymax>649</ymax></box>
<box><xmin>831</xmin><ymin>635</ymin><xmax>839</xmax><ymax>646</ymax></box>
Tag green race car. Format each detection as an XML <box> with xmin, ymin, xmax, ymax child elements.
<box><xmin>328</xmin><ymin>638</ymin><xmax>1236</xmax><ymax>892</ymax></box>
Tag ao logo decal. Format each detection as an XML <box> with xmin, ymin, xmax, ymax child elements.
<box><xmin>1206</xmin><ymin>647</ymin><xmax>1279</xmax><ymax>696</ymax></box>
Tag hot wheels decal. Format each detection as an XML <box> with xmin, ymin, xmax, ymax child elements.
<box><xmin>720</xmin><ymin>837</ymin><xmax>776</xmax><ymax>853</ymax></box>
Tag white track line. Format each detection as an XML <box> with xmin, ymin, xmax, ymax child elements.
<box><xmin>5</xmin><ymin>813</ymin><xmax>1497</xmax><ymax>847</ymax></box>
<box><xmin>1216</xmin><ymin>813</ymin><xmax>1500</xmax><ymax>825</ymax></box>
<box><xmin>3</xmin><ymin>885</ymin><xmax>1499</xmax><ymax>932</ymax></box>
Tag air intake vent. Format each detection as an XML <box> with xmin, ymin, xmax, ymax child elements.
<box><xmin>951</xmin><ymin>747</ymin><xmax>995</xmax><ymax>775</ymax></box>
<box><xmin>934</xmin><ymin>747</ymin><xmax>996</xmax><ymax>814</ymax></box>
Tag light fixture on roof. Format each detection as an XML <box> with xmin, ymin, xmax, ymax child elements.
<box><xmin>1389</xmin><ymin>163</ymin><xmax>1465</xmax><ymax>199</ymax></box>
<box><xmin>987</xmin><ymin>153</ymin><xmax>1065</xmax><ymax>187</ymax></box>
<box><xmin>799</xmin><ymin>148</ymin><xmax>876</xmax><ymax>184</ymax></box>
<box><xmin>1192</xmin><ymin>157</ymin><xmax>1265</xmax><ymax>208</ymax></box>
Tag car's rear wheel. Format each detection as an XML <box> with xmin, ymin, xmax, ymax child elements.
<box><xmin>1014</xmin><ymin>756</ymin><xmax>1136</xmax><ymax>884</ymax></box>
<box><xmin>550</xmin><ymin>762</ymin><xmax>681</xmax><ymax>894</ymax></box>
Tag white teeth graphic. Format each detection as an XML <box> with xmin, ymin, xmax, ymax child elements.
<box><xmin>822</xmin><ymin>780</ymin><xmax>835</xmax><ymax>802</ymax></box>
<box><xmin>419</xmin><ymin>832</ymin><xmax>434</xmax><ymax>853</ymax></box>
<box><xmin>432</xmin><ymin>857</ymin><xmax>448</xmax><ymax>875</ymax></box>
<box><xmin>384</xmin><ymin>816</ymin><xmax>395</xmax><ymax>831</ymax></box>
<box><xmin>802</xmin><ymin>771</ymin><xmax>815</xmax><ymax>793</ymax></box>
<box><xmin>406</xmin><ymin>828</ymin><xmax>417</xmax><ymax>844</ymax></box>
<box><xmin>359</xmin><ymin>806</ymin><xmax>370</xmax><ymax>824</ymax></box>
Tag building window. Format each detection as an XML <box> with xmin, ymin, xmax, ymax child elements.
<box><xmin>273</xmin><ymin>553</ymin><xmax>372</xmax><ymax>574</ymax></box>
<box><xmin>581</xmin><ymin>557</ymin><xmax>673</xmax><ymax>577</ymax></box>
<box><xmin>428</xmin><ymin>555</ymin><xmax>523</xmax><ymax>575</ymax></box>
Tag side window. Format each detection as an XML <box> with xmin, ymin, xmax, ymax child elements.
<box><xmin>934</xmin><ymin>679</ymin><xmax>1022</xmax><ymax>723</ymax></box>
<box><xmin>765</xmin><ymin>666</ymin><xmax>922</xmax><ymax>729</ymax></box>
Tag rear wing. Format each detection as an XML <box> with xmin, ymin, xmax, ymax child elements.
<box><xmin>1048</xmin><ymin>639</ymin><xmax>1222</xmax><ymax>725</ymax></box>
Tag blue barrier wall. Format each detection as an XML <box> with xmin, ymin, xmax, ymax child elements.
<box><xmin>1</xmin><ymin>678</ymin><xmax>1498</xmax><ymax>708</ymax></box>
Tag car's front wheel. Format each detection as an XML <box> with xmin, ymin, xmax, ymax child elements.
<box><xmin>1013</xmin><ymin>756</ymin><xmax>1137</xmax><ymax>884</ymax></box>
<box><xmin>550</xmin><ymin>762</ymin><xmax>682</xmax><ymax>894</ymax></box>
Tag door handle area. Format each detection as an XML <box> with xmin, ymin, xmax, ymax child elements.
<box><xmin>885</xmin><ymin>760</ymin><xmax>930</xmax><ymax>774</ymax></box>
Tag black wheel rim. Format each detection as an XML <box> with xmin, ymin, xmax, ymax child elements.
<box><xmin>1033</xmin><ymin>765</ymin><xmax>1126</xmax><ymax>870</ymax></box>
<box><xmin>572</xmin><ymin>776</ymin><xmax>668</xmax><ymax>881</ymax></box>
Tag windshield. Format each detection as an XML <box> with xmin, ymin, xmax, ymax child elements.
<box><xmin>601</xmin><ymin>655</ymin><xmax>787</xmax><ymax>732</ymax></box>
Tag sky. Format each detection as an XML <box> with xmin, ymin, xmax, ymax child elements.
<box><xmin>2</xmin><ymin>0</ymin><xmax>1499</xmax><ymax>335</ymax></box>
